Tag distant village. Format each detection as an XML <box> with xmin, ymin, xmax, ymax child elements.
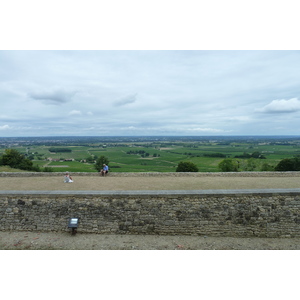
<box><xmin>46</xmin><ymin>157</ymin><xmax>75</xmax><ymax>162</ymax></box>
<box><xmin>46</xmin><ymin>157</ymin><xmax>94</xmax><ymax>163</ymax></box>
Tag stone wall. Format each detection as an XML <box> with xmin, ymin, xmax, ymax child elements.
<box><xmin>1</xmin><ymin>190</ymin><xmax>300</xmax><ymax>237</ymax></box>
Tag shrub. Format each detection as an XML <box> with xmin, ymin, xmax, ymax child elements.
<box><xmin>176</xmin><ymin>161</ymin><xmax>199</xmax><ymax>172</ymax></box>
<box><xmin>275</xmin><ymin>158</ymin><xmax>300</xmax><ymax>171</ymax></box>
<box><xmin>218</xmin><ymin>158</ymin><xmax>239</xmax><ymax>172</ymax></box>
<box><xmin>261</xmin><ymin>162</ymin><xmax>274</xmax><ymax>171</ymax></box>
<box><xmin>0</xmin><ymin>149</ymin><xmax>40</xmax><ymax>171</ymax></box>
<box><xmin>94</xmin><ymin>155</ymin><xmax>109</xmax><ymax>172</ymax></box>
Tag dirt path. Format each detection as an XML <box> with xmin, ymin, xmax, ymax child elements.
<box><xmin>1</xmin><ymin>231</ymin><xmax>300</xmax><ymax>250</ymax></box>
<box><xmin>1</xmin><ymin>175</ymin><xmax>300</xmax><ymax>190</ymax></box>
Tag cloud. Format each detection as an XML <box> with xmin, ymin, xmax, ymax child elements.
<box><xmin>113</xmin><ymin>94</ymin><xmax>137</xmax><ymax>106</ymax></box>
<box><xmin>29</xmin><ymin>88</ymin><xmax>76</xmax><ymax>105</ymax></box>
<box><xmin>186</xmin><ymin>127</ymin><xmax>227</xmax><ymax>133</ymax></box>
<box><xmin>2</xmin><ymin>50</ymin><xmax>300</xmax><ymax>137</ymax></box>
<box><xmin>0</xmin><ymin>125</ymin><xmax>11</xmax><ymax>130</ymax></box>
<box><xmin>256</xmin><ymin>98</ymin><xmax>300</xmax><ymax>113</ymax></box>
<box><xmin>225</xmin><ymin>116</ymin><xmax>251</xmax><ymax>122</ymax></box>
<box><xmin>69</xmin><ymin>110</ymin><xmax>82</xmax><ymax>116</ymax></box>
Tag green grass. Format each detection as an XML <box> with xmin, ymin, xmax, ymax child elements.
<box><xmin>2</xmin><ymin>139</ymin><xmax>300</xmax><ymax>173</ymax></box>
<box><xmin>0</xmin><ymin>166</ymin><xmax>29</xmax><ymax>172</ymax></box>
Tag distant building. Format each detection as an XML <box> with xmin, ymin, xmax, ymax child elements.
<box><xmin>47</xmin><ymin>158</ymin><xmax>60</xmax><ymax>162</ymax></box>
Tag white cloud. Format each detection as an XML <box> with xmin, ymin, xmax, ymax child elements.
<box><xmin>256</xmin><ymin>98</ymin><xmax>300</xmax><ymax>113</ymax></box>
<box><xmin>225</xmin><ymin>116</ymin><xmax>251</xmax><ymax>122</ymax></box>
<box><xmin>186</xmin><ymin>127</ymin><xmax>227</xmax><ymax>133</ymax></box>
<box><xmin>0</xmin><ymin>125</ymin><xmax>11</xmax><ymax>130</ymax></box>
<box><xmin>69</xmin><ymin>110</ymin><xmax>82</xmax><ymax>116</ymax></box>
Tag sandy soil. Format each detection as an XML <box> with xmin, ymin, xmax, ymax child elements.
<box><xmin>1</xmin><ymin>175</ymin><xmax>300</xmax><ymax>190</ymax></box>
<box><xmin>1</xmin><ymin>231</ymin><xmax>300</xmax><ymax>250</ymax></box>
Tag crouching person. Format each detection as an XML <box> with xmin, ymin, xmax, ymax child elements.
<box><xmin>64</xmin><ymin>171</ymin><xmax>73</xmax><ymax>183</ymax></box>
<box><xmin>100</xmin><ymin>164</ymin><xmax>109</xmax><ymax>176</ymax></box>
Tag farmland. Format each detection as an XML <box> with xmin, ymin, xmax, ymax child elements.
<box><xmin>1</xmin><ymin>136</ymin><xmax>300</xmax><ymax>173</ymax></box>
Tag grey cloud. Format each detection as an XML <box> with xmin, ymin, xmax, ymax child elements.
<box><xmin>2</xmin><ymin>50</ymin><xmax>300</xmax><ymax>137</ymax></box>
<box><xmin>29</xmin><ymin>89</ymin><xmax>76</xmax><ymax>105</ymax></box>
<box><xmin>113</xmin><ymin>94</ymin><xmax>137</xmax><ymax>106</ymax></box>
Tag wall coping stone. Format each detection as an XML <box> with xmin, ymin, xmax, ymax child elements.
<box><xmin>1</xmin><ymin>171</ymin><xmax>300</xmax><ymax>177</ymax></box>
<box><xmin>1</xmin><ymin>188</ymin><xmax>300</xmax><ymax>196</ymax></box>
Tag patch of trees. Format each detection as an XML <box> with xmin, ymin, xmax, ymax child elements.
<box><xmin>182</xmin><ymin>152</ymin><xmax>227</xmax><ymax>158</ymax></box>
<box><xmin>234</xmin><ymin>151</ymin><xmax>266</xmax><ymax>159</ymax></box>
<box><xmin>0</xmin><ymin>149</ymin><xmax>53</xmax><ymax>172</ymax></box>
<box><xmin>275</xmin><ymin>157</ymin><xmax>300</xmax><ymax>171</ymax></box>
<box><xmin>126</xmin><ymin>150</ymin><xmax>160</xmax><ymax>158</ymax></box>
<box><xmin>127</xmin><ymin>150</ymin><xmax>149</xmax><ymax>156</ymax></box>
<box><xmin>261</xmin><ymin>162</ymin><xmax>274</xmax><ymax>171</ymax></box>
<box><xmin>176</xmin><ymin>161</ymin><xmax>199</xmax><ymax>172</ymax></box>
<box><xmin>85</xmin><ymin>155</ymin><xmax>98</xmax><ymax>163</ymax></box>
<box><xmin>184</xmin><ymin>152</ymin><xmax>194</xmax><ymax>156</ymax></box>
<box><xmin>218</xmin><ymin>158</ymin><xmax>239</xmax><ymax>172</ymax></box>
<box><xmin>94</xmin><ymin>155</ymin><xmax>109</xmax><ymax>172</ymax></box>
<box><xmin>218</xmin><ymin>157</ymin><xmax>275</xmax><ymax>172</ymax></box>
<box><xmin>48</xmin><ymin>148</ymin><xmax>72</xmax><ymax>153</ymax></box>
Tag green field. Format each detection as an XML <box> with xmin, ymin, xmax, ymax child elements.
<box><xmin>1</xmin><ymin>137</ymin><xmax>300</xmax><ymax>172</ymax></box>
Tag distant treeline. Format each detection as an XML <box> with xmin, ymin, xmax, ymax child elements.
<box><xmin>127</xmin><ymin>150</ymin><xmax>151</xmax><ymax>157</ymax></box>
<box><xmin>126</xmin><ymin>150</ymin><xmax>160</xmax><ymax>157</ymax></box>
<box><xmin>48</xmin><ymin>148</ymin><xmax>72</xmax><ymax>153</ymax></box>
<box><xmin>234</xmin><ymin>151</ymin><xmax>266</xmax><ymax>159</ymax></box>
<box><xmin>127</xmin><ymin>150</ymin><xmax>148</xmax><ymax>155</ymax></box>
<box><xmin>203</xmin><ymin>153</ymin><xmax>227</xmax><ymax>158</ymax></box>
<box><xmin>167</xmin><ymin>151</ymin><xmax>228</xmax><ymax>158</ymax></box>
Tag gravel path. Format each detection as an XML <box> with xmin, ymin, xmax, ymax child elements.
<box><xmin>1</xmin><ymin>231</ymin><xmax>300</xmax><ymax>250</ymax></box>
<box><xmin>1</xmin><ymin>175</ymin><xmax>300</xmax><ymax>190</ymax></box>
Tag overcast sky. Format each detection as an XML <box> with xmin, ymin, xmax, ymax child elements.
<box><xmin>1</xmin><ymin>50</ymin><xmax>300</xmax><ymax>137</ymax></box>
